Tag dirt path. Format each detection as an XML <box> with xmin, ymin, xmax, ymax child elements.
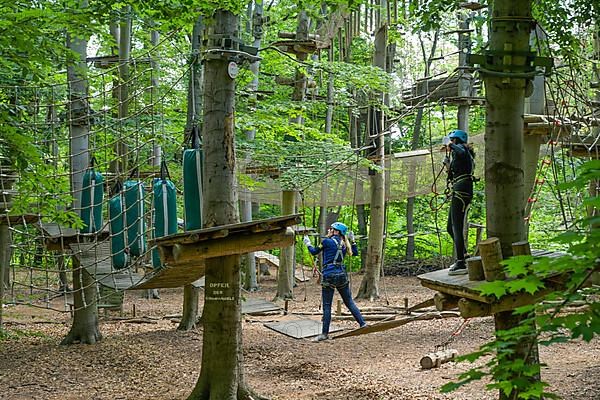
<box><xmin>1</xmin><ymin>275</ymin><xmax>598</xmax><ymax>399</ymax></box>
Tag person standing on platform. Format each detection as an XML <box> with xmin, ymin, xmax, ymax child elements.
<box><xmin>443</xmin><ymin>129</ymin><xmax>475</xmax><ymax>276</ymax></box>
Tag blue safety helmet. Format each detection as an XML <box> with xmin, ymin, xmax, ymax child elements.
<box><xmin>448</xmin><ymin>129</ymin><xmax>468</xmax><ymax>144</ymax></box>
<box><xmin>330</xmin><ymin>222</ymin><xmax>348</xmax><ymax>236</ymax></box>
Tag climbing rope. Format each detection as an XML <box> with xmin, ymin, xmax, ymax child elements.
<box><xmin>435</xmin><ymin>318</ymin><xmax>471</xmax><ymax>351</ymax></box>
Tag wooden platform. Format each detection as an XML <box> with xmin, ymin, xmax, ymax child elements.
<box><xmin>418</xmin><ymin>249</ymin><xmax>565</xmax><ymax>304</ymax></box>
<box><xmin>241</xmin><ymin>298</ymin><xmax>281</xmax><ymax>315</ymax></box>
<box><xmin>38</xmin><ymin>222</ymin><xmax>110</xmax><ymax>251</ymax></box>
<box><xmin>154</xmin><ymin>214</ymin><xmax>300</xmax><ymax>264</ymax></box>
<box><xmin>418</xmin><ymin>268</ymin><xmax>492</xmax><ymax>303</ymax></box>
<box><xmin>254</xmin><ymin>250</ymin><xmax>311</xmax><ymax>282</ymax></box>
<box><xmin>131</xmin><ymin>260</ymin><xmax>206</xmax><ymax>290</ymax></box>
<box><xmin>69</xmin><ymin>242</ymin><xmax>144</xmax><ymax>290</ymax></box>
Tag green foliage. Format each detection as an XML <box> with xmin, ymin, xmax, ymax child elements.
<box><xmin>238</xmin><ymin>138</ymin><xmax>372</xmax><ymax>191</ymax></box>
<box><xmin>443</xmin><ymin>160</ymin><xmax>600</xmax><ymax>399</ymax></box>
<box><xmin>532</xmin><ymin>0</ymin><xmax>600</xmax><ymax>65</ymax></box>
<box><xmin>407</xmin><ymin>0</ymin><xmax>462</xmax><ymax>31</ymax></box>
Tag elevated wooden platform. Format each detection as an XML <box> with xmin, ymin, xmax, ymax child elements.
<box><xmin>270</xmin><ymin>39</ymin><xmax>323</xmax><ymax>54</ymax></box>
<box><xmin>139</xmin><ymin>215</ymin><xmax>301</xmax><ymax>288</ymax></box>
<box><xmin>69</xmin><ymin>242</ymin><xmax>144</xmax><ymax>290</ymax></box>
<box><xmin>254</xmin><ymin>250</ymin><xmax>311</xmax><ymax>282</ymax></box>
<box><xmin>38</xmin><ymin>222</ymin><xmax>110</xmax><ymax>251</ymax></box>
<box><xmin>417</xmin><ymin>249</ymin><xmax>567</xmax><ymax>317</ymax></box>
<box><xmin>523</xmin><ymin>114</ymin><xmax>574</xmax><ymax>136</ymax></box>
<box><xmin>154</xmin><ymin>214</ymin><xmax>300</xmax><ymax>264</ymax></box>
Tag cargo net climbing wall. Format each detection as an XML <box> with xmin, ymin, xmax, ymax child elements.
<box><xmin>0</xmin><ymin>45</ymin><xmax>189</xmax><ymax>314</ymax></box>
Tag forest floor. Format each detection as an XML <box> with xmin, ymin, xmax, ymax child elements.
<box><xmin>1</xmin><ymin>262</ymin><xmax>599</xmax><ymax>400</ymax></box>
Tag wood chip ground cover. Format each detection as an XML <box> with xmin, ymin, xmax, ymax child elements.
<box><xmin>1</xmin><ymin>275</ymin><xmax>598</xmax><ymax>399</ymax></box>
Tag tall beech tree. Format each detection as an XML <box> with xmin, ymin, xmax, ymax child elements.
<box><xmin>186</xmin><ymin>8</ymin><xmax>264</xmax><ymax>400</ymax></box>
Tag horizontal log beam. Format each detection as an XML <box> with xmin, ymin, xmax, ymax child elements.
<box><xmin>457</xmin><ymin>287</ymin><xmax>556</xmax><ymax>318</ymax></box>
<box><xmin>160</xmin><ymin>227</ymin><xmax>295</xmax><ymax>264</ymax></box>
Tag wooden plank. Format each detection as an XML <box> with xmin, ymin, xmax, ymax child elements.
<box><xmin>163</xmin><ymin>227</ymin><xmax>295</xmax><ymax>264</ymax></box>
<box><xmin>393</xmin><ymin>149</ymin><xmax>430</xmax><ymax>159</ymax></box>
<box><xmin>241</xmin><ymin>298</ymin><xmax>281</xmax><ymax>315</ymax></box>
<box><xmin>407</xmin><ymin>297</ymin><xmax>435</xmax><ymax>312</ymax></box>
<box><xmin>264</xmin><ymin>319</ymin><xmax>343</xmax><ymax>339</ymax></box>
<box><xmin>39</xmin><ymin>222</ymin><xmax>110</xmax><ymax>251</ymax></box>
<box><xmin>153</xmin><ymin>214</ymin><xmax>301</xmax><ymax>247</ymax></box>
<box><xmin>131</xmin><ymin>261</ymin><xmax>206</xmax><ymax>289</ymax></box>
<box><xmin>255</xmin><ymin>251</ymin><xmax>280</xmax><ymax>268</ymax></box>
<box><xmin>333</xmin><ymin>311</ymin><xmax>460</xmax><ymax>339</ymax></box>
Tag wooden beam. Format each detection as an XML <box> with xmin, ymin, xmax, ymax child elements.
<box><xmin>162</xmin><ymin>227</ymin><xmax>295</xmax><ymax>264</ymax></box>
<box><xmin>434</xmin><ymin>292</ymin><xmax>459</xmax><ymax>311</ymax></box>
<box><xmin>333</xmin><ymin>311</ymin><xmax>460</xmax><ymax>339</ymax></box>
<box><xmin>457</xmin><ymin>286</ymin><xmax>557</xmax><ymax>318</ymax></box>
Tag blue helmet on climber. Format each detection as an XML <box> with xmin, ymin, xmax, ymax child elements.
<box><xmin>448</xmin><ymin>129</ymin><xmax>468</xmax><ymax>144</ymax></box>
<box><xmin>330</xmin><ymin>222</ymin><xmax>348</xmax><ymax>236</ymax></box>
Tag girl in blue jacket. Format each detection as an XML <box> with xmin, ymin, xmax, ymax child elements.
<box><xmin>303</xmin><ymin>222</ymin><xmax>366</xmax><ymax>341</ymax></box>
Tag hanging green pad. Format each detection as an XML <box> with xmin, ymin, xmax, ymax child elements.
<box><xmin>183</xmin><ymin>148</ymin><xmax>203</xmax><ymax>231</ymax></box>
<box><xmin>152</xmin><ymin>178</ymin><xmax>178</xmax><ymax>268</ymax></box>
<box><xmin>80</xmin><ymin>168</ymin><xmax>104</xmax><ymax>233</ymax></box>
<box><xmin>109</xmin><ymin>193</ymin><xmax>128</xmax><ymax>269</ymax></box>
<box><xmin>124</xmin><ymin>180</ymin><xmax>146</xmax><ymax>257</ymax></box>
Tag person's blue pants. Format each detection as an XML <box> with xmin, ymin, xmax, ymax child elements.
<box><xmin>321</xmin><ymin>282</ymin><xmax>365</xmax><ymax>335</ymax></box>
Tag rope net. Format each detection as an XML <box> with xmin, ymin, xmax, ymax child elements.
<box><xmin>0</xmin><ymin>48</ymin><xmax>189</xmax><ymax>313</ymax></box>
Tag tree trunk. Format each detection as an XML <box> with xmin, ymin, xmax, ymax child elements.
<box><xmin>357</xmin><ymin>22</ymin><xmax>387</xmax><ymax>300</ymax></box>
<box><xmin>187</xmin><ymin>10</ymin><xmax>262</xmax><ymax>400</ymax></box>
<box><xmin>406</xmin><ymin>31</ymin><xmax>439</xmax><ymax>260</ymax></box>
<box><xmin>275</xmin><ymin>190</ymin><xmax>295</xmax><ymax>300</ymax></box>
<box><xmin>0</xmin><ymin>223</ymin><xmax>11</xmax><ymax>330</ymax></box>
<box><xmin>179</xmin><ymin>16</ymin><xmax>205</xmax><ymax>331</ymax></box>
<box><xmin>485</xmin><ymin>2</ymin><xmax>539</xmax><ymax>399</ymax></box>
<box><xmin>178</xmin><ymin>284</ymin><xmax>201</xmax><ymax>331</ymax></box>
<box><xmin>62</xmin><ymin>8</ymin><xmax>100</xmax><ymax>345</ymax></box>
<box><xmin>61</xmin><ymin>259</ymin><xmax>101</xmax><ymax>345</ymax></box>
<box><xmin>241</xmin><ymin>0</ymin><xmax>263</xmax><ymax>292</ymax></box>
<box><xmin>118</xmin><ymin>6</ymin><xmax>131</xmax><ymax>120</ymax></box>
<box><xmin>484</xmin><ymin>0</ymin><xmax>532</xmax><ymax>258</ymax></box>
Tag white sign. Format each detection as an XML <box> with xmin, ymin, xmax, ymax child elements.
<box><xmin>227</xmin><ymin>62</ymin><xmax>239</xmax><ymax>79</ymax></box>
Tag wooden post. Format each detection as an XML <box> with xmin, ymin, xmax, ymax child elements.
<box><xmin>511</xmin><ymin>240</ymin><xmax>531</xmax><ymax>256</ymax></box>
<box><xmin>466</xmin><ymin>256</ymin><xmax>485</xmax><ymax>281</ymax></box>
<box><xmin>479</xmin><ymin>237</ymin><xmax>505</xmax><ymax>281</ymax></box>
<box><xmin>434</xmin><ymin>292</ymin><xmax>459</xmax><ymax>311</ymax></box>
<box><xmin>336</xmin><ymin>299</ymin><xmax>342</xmax><ymax>315</ymax></box>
